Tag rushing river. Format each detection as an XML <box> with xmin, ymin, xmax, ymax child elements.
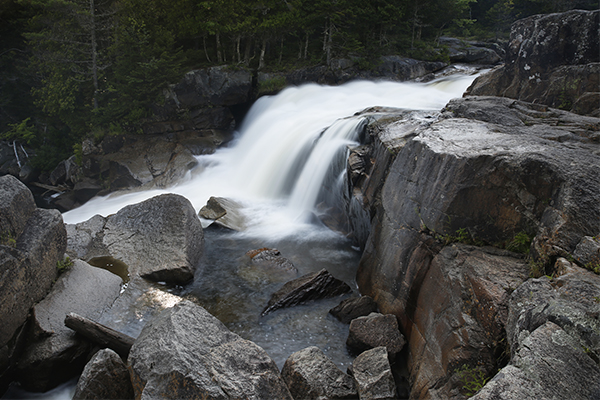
<box><xmin>4</xmin><ymin>67</ymin><xmax>480</xmax><ymax>399</ymax></box>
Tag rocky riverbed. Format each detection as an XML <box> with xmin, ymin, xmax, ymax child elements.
<box><xmin>1</xmin><ymin>8</ymin><xmax>599</xmax><ymax>400</ymax></box>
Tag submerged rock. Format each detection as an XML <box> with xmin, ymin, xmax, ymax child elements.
<box><xmin>73</xmin><ymin>348</ymin><xmax>134</xmax><ymax>400</ymax></box>
<box><xmin>262</xmin><ymin>269</ymin><xmax>352</xmax><ymax>316</ymax></box>
<box><xmin>128</xmin><ymin>300</ymin><xmax>292</xmax><ymax>400</ymax></box>
<box><xmin>281</xmin><ymin>346</ymin><xmax>357</xmax><ymax>400</ymax></box>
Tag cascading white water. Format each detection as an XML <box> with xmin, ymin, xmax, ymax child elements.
<box><xmin>63</xmin><ymin>72</ymin><xmax>480</xmax><ymax>239</ymax></box>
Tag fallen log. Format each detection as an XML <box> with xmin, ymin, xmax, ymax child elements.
<box><xmin>64</xmin><ymin>313</ymin><xmax>135</xmax><ymax>358</ymax></box>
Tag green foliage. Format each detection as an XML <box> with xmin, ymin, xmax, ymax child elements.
<box><xmin>584</xmin><ymin>259</ymin><xmax>600</xmax><ymax>275</ymax></box>
<box><xmin>506</xmin><ymin>232</ymin><xmax>532</xmax><ymax>254</ymax></box>
<box><xmin>0</xmin><ymin>232</ymin><xmax>17</xmax><ymax>248</ymax></box>
<box><xmin>257</xmin><ymin>76</ymin><xmax>287</xmax><ymax>95</ymax></box>
<box><xmin>57</xmin><ymin>256</ymin><xmax>73</xmax><ymax>273</ymax></box>
<box><xmin>443</xmin><ymin>227</ymin><xmax>485</xmax><ymax>247</ymax></box>
<box><xmin>457</xmin><ymin>364</ymin><xmax>489</xmax><ymax>397</ymax></box>
<box><xmin>1</xmin><ymin>118</ymin><xmax>36</xmax><ymax>145</ymax></box>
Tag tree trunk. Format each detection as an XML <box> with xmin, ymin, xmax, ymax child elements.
<box><xmin>203</xmin><ymin>35</ymin><xmax>212</xmax><ymax>63</ymax></box>
<box><xmin>244</xmin><ymin>36</ymin><xmax>252</xmax><ymax>65</ymax></box>
<box><xmin>323</xmin><ymin>20</ymin><xmax>332</xmax><ymax>67</ymax></box>
<box><xmin>279</xmin><ymin>36</ymin><xmax>284</xmax><ymax>64</ymax></box>
<box><xmin>64</xmin><ymin>313</ymin><xmax>135</xmax><ymax>358</ymax></box>
<box><xmin>216</xmin><ymin>33</ymin><xmax>223</xmax><ymax>63</ymax></box>
<box><xmin>258</xmin><ymin>38</ymin><xmax>267</xmax><ymax>70</ymax></box>
<box><xmin>90</xmin><ymin>0</ymin><xmax>99</xmax><ymax>110</ymax></box>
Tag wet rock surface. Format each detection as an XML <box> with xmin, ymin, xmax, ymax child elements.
<box><xmin>73</xmin><ymin>348</ymin><xmax>134</xmax><ymax>400</ymax></box>
<box><xmin>281</xmin><ymin>346</ymin><xmax>357</xmax><ymax>400</ymax></box>
<box><xmin>128</xmin><ymin>300</ymin><xmax>292</xmax><ymax>400</ymax></box>
<box><xmin>199</xmin><ymin>196</ymin><xmax>248</xmax><ymax>231</ymax></box>
<box><xmin>262</xmin><ymin>269</ymin><xmax>352</xmax><ymax>316</ymax></box>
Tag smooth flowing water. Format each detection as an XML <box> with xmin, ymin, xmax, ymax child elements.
<box><xmin>10</xmin><ymin>70</ymin><xmax>480</xmax><ymax>398</ymax></box>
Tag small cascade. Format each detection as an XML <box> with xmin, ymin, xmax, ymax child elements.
<box><xmin>63</xmin><ymin>74</ymin><xmax>480</xmax><ymax>239</ymax></box>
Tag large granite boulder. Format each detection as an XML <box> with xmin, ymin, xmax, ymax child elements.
<box><xmin>16</xmin><ymin>259</ymin><xmax>122</xmax><ymax>392</ymax></box>
<box><xmin>438</xmin><ymin>37</ymin><xmax>503</xmax><ymax>65</ymax></box>
<box><xmin>128</xmin><ymin>300</ymin><xmax>292</xmax><ymax>400</ymax></box>
<box><xmin>73</xmin><ymin>348</ymin><xmax>134</xmax><ymax>400</ymax></box>
<box><xmin>281</xmin><ymin>346</ymin><xmax>357</xmax><ymax>400</ymax></box>
<box><xmin>66</xmin><ymin>193</ymin><xmax>204</xmax><ymax>285</ymax></box>
<box><xmin>467</xmin><ymin>10</ymin><xmax>600</xmax><ymax>116</ymax></box>
<box><xmin>0</xmin><ymin>175</ymin><xmax>67</xmax><ymax>394</ymax></box>
<box><xmin>352</xmin><ymin>96</ymin><xmax>599</xmax><ymax>398</ymax></box>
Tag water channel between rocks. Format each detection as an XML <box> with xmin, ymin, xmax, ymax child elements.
<box><xmin>8</xmin><ymin>68</ymin><xmax>481</xmax><ymax>399</ymax></box>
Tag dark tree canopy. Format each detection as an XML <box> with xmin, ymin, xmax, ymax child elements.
<box><xmin>1</xmin><ymin>0</ymin><xmax>598</xmax><ymax>171</ymax></box>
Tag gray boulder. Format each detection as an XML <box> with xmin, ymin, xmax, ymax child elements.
<box><xmin>128</xmin><ymin>300</ymin><xmax>292</xmax><ymax>400</ymax></box>
<box><xmin>16</xmin><ymin>259</ymin><xmax>122</xmax><ymax>392</ymax></box>
<box><xmin>103</xmin><ymin>194</ymin><xmax>204</xmax><ymax>284</ymax></box>
<box><xmin>262</xmin><ymin>269</ymin><xmax>352</xmax><ymax>316</ymax></box>
<box><xmin>353</xmin><ymin>95</ymin><xmax>599</xmax><ymax>399</ymax></box>
<box><xmin>573</xmin><ymin>235</ymin><xmax>600</xmax><ymax>267</ymax></box>
<box><xmin>167</xmin><ymin>66</ymin><xmax>253</xmax><ymax>110</ymax></box>
<box><xmin>0</xmin><ymin>174</ymin><xmax>36</xmax><ymax>237</ymax></box>
<box><xmin>281</xmin><ymin>346</ymin><xmax>357</xmax><ymax>400</ymax></box>
<box><xmin>467</xmin><ymin>10</ymin><xmax>600</xmax><ymax>116</ymax></box>
<box><xmin>438</xmin><ymin>37</ymin><xmax>502</xmax><ymax>65</ymax></box>
<box><xmin>329</xmin><ymin>296</ymin><xmax>378</xmax><ymax>324</ymax></box>
<box><xmin>67</xmin><ymin>194</ymin><xmax>204</xmax><ymax>285</ymax></box>
<box><xmin>506</xmin><ymin>263</ymin><xmax>600</xmax><ymax>364</ymax></box>
<box><xmin>350</xmin><ymin>347</ymin><xmax>397</xmax><ymax>400</ymax></box>
<box><xmin>346</xmin><ymin>313</ymin><xmax>405</xmax><ymax>357</ymax></box>
<box><xmin>471</xmin><ymin>321</ymin><xmax>600</xmax><ymax>400</ymax></box>
<box><xmin>73</xmin><ymin>348</ymin><xmax>134</xmax><ymax>400</ymax></box>
<box><xmin>0</xmin><ymin>177</ymin><xmax>66</xmax><ymax>392</ymax></box>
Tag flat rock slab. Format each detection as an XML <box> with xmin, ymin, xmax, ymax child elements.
<box><xmin>16</xmin><ymin>259</ymin><xmax>122</xmax><ymax>392</ymax></box>
<box><xmin>128</xmin><ymin>300</ymin><xmax>292</xmax><ymax>400</ymax></box>
<box><xmin>262</xmin><ymin>269</ymin><xmax>352</xmax><ymax>316</ymax></box>
<box><xmin>329</xmin><ymin>296</ymin><xmax>378</xmax><ymax>324</ymax></box>
<box><xmin>281</xmin><ymin>346</ymin><xmax>356</xmax><ymax>400</ymax></box>
<box><xmin>347</xmin><ymin>313</ymin><xmax>405</xmax><ymax>356</ymax></box>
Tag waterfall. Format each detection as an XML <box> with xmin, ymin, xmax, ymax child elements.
<box><xmin>63</xmin><ymin>73</ymin><xmax>480</xmax><ymax>239</ymax></box>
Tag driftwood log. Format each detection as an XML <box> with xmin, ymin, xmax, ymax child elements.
<box><xmin>64</xmin><ymin>313</ymin><xmax>135</xmax><ymax>358</ymax></box>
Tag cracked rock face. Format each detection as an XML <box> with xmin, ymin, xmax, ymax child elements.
<box><xmin>467</xmin><ymin>10</ymin><xmax>600</xmax><ymax>116</ymax></box>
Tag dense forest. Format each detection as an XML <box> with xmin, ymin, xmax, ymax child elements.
<box><xmin>0</xmin><ymin>0</ymin><xmax>598</xmax><ymax>171</ymax></box>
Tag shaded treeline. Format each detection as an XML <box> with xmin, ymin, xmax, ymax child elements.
<box><xmin>0</xmin><ymin>0</ymin><xmax>597</xmax><ymax>171</ymax></box>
